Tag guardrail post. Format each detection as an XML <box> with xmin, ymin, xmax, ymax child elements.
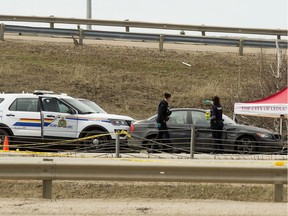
<box><xmin>115</xmin><ymin>132</ymin><xmax>120</xmax><ymax>158</ymax></box>
<box><xmin>125</xmin><ymin>19</ymin><xmax>130</xmax><ymax>32</ymax></box>
<box><xmin>277</xmin><ymin>35</ymin><xmax>281</xmax><ymax>40</ymax></box>
<box><xmin>201</xmin><ymin>31</ymin><xmax>206</xmax><ymax>36</ymax></box>
<box><xmin>239</xmin><ymin>38</ymin><xmax>244</xmax><ymax>56</ymax></box>
<box><xmin>159</xmin><ymin>34</ymin><xmax>164</xmax><ymax>51</ymax></box>
<box><xmin>79</xmin><ymin>28</ymin><xmax>84</xmax><ymax>45</ymax></box>
<box><xmin>190</xmin><ymin>125</ymin><xmax>195</xmax><ymax>159</ymax></box>
<box><xmin>42</xmin><ymin>180</ymin><xmax>52</xmax><ymax>199</ymax></box>
<box><xmin>274</xmin><ymin>183</ymin><xmax>283</xmax><ymax>202</ymax></box>
<box><xmin>0</xmin><ymin>23</ymin><xmax>5</xmax><ymax>41</ymax></box>
<box><xmin>49</xmin><ymin>15</ymin><xmax>54</xmax><ymax>28</ymax></box>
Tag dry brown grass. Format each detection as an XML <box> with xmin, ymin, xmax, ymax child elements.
<box><xmin>0</xmin><ymin>39</ymin><xmax>286</xmax><ymax>129</ymax></box>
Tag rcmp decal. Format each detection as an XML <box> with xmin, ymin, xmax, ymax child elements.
<box><xmin>47</xmin><ymin>115</ymin><xmax>72</xmax><ymax>129</ymax></box>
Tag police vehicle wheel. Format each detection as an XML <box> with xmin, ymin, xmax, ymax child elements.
<box><xmin>236</xmin><ymin>136</ymin><xmax>257</xmax><ymax>154</ymax></box>
<box><xmin>83</xmin><ymin>130</ymin><xmax>110</xmax><ymax>152</ymax></box>
<box><xmin>0</xmin><ymin>129</ymin><xmax>9</xmax><ymax>145</ymax></box>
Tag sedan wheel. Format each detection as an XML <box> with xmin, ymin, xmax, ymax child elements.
<box><xmin>236</xmin><ymin>136</ymin><xmax>257</xmax><ymax>154</ymax></box>
<box><xmin>143</xmin><ymin>136</ymin><xmax>160</xmax><ymax>153</ymax></box>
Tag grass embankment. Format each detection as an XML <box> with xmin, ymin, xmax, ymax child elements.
<box><xmin>0</xmin><ymin>39</ymin><xmax>286</xmax><ymax>129</ymax></box>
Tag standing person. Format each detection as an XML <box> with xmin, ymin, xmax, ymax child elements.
<box><xmin>156</xmin><ymin>93</ymin><xmax>172</xmax><ymax>145</ymax></box>
<box><xmin>210</xmin><ymin>95</ymin><xmax>224</xmax><ymax>153</ymax></box>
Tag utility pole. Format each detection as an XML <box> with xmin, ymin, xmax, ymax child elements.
<box><xmin>87</xmin><ymin>0</ymin><xmax>92</xmax><ymax>30</ymax></box>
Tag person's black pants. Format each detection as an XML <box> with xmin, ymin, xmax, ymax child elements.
<box><xmin>156</xmin><ymin>122</ymin><xmax>170</xmax><ymax>144</ymax></box>
<box><xmin>211</xmin><ymin>123</ymin><xmax>224</xmax><ymax>153</ymax></box>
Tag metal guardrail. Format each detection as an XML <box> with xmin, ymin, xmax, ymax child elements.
<box><xmin>0</xmin><ymin>15</ymin><xmax>287</xmax><ymax>38</ymax></box>
<box><xmin>0</xmin><ymin>15</ymin><xmax>287</xmax><ymax>55</ymax></box>
<box><xmin>1</xmin><ymin>25</ymin><xmax>287</xmax><ymax>55</ymax></box>
<box><xmin>0</xmin><ymin>156</ymin><xmax>286</xmax><ymax>202</ymax></box>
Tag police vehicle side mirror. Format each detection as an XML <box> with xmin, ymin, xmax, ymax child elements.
<box><xmin>68</xmin><ymin>108</ymin><xmax>76</xmax><ymax>115</ymax></box>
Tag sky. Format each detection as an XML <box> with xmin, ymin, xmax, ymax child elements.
<box><xmin>0</xmin><ymin>0</ymin><xmax>287</xmax><ymax>37</ymax></box>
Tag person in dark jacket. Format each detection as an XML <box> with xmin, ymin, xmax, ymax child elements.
<box><xmin>210</xmin><ymin>95</ymin><xmax>224</xmax><ymax>153</ymax></box>
<box><xmin>156</xmin><ymin>92</ymin><xmax>172</xmax><ymax>144</ymax></box>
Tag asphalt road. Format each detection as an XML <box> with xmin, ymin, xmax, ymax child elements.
<box><xmin>0</xmin><ymin>198</ymin><xmax>287</xmax><ymax>216</ymax></box>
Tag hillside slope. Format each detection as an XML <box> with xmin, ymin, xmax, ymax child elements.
<box><xmin>0</xmin><ymin>39</ymin><xmax>286</xmax><ymax>126</ymax></box>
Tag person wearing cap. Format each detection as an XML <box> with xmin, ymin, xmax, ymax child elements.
<box><xmin>210</xmin><ymin>95</ymin><xmax>224</xmax><ymax>153</ymax></box>
<box><xmin>156</xmin><ymin>93</ymin><xmax>172</xmax><ymax>145</ymax></box>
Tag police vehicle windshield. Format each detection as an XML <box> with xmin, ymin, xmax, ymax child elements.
<box><xmin>77</xmin><ymin>99</ymin><xmax>107</xmax><ymax>114</ymax></box>
<box><xmin>62</xmin><ymin>98</ymin><xmax>96</xmax><ymax>114</ymax></box>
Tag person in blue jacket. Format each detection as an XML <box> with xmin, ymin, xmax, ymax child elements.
<box><xmin>210</xmin><ymin>95</ymin><xmax>224</xmax><ymax>153</ymax></box>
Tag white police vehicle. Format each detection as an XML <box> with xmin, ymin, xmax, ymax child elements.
<box><xmin>0</xmin><ymin>91</ymin><xmax>133</xmax><ymax>151</ymax></box>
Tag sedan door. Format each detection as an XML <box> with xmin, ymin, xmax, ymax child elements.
<box><xmin>191</xmin><ymin>110</ymin><xmax>214</xmax><ymax>153</ymax></box>
<box><xmin>166</xmin><ymin>110</ymin><xmax>191</xmax><ymax>152</ymax></box>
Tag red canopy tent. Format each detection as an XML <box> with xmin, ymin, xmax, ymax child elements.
<box><xmin>234</xmin><ymin>87</ymin><xmax>288</xmax><ymax>118</ymax></box>
<box><xmin>234</xmin><ymin>87</ymin><xmax>288</xmax><ymax>134</ymax></box>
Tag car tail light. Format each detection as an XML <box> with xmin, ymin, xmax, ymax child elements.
<box><xmin>130</xmin><ymin>124</ymin><xmax>135</xmax><ymax>132</ymax></box>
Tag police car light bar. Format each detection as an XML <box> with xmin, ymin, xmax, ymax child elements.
<box><xmin>33</xmin><ymin>90</ymin><xmax>54</xmax><ymax>95</ymax></box>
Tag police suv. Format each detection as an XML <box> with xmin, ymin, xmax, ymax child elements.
<box><xmin>0</xmin><ymin>91</ymin><xmax>133</xmax><ymax>151</ymax></box>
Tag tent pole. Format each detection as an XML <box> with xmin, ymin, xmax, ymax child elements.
<box><xmin>279</xmin><ymin>117</ymin><xmax>283</xmax><ymax>136</ymax></box>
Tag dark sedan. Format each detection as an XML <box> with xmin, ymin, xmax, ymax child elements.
<box><xmin>130</xmin><ymin>108</ymin><xmax>283</xmax><ymax>154</ymax></box>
